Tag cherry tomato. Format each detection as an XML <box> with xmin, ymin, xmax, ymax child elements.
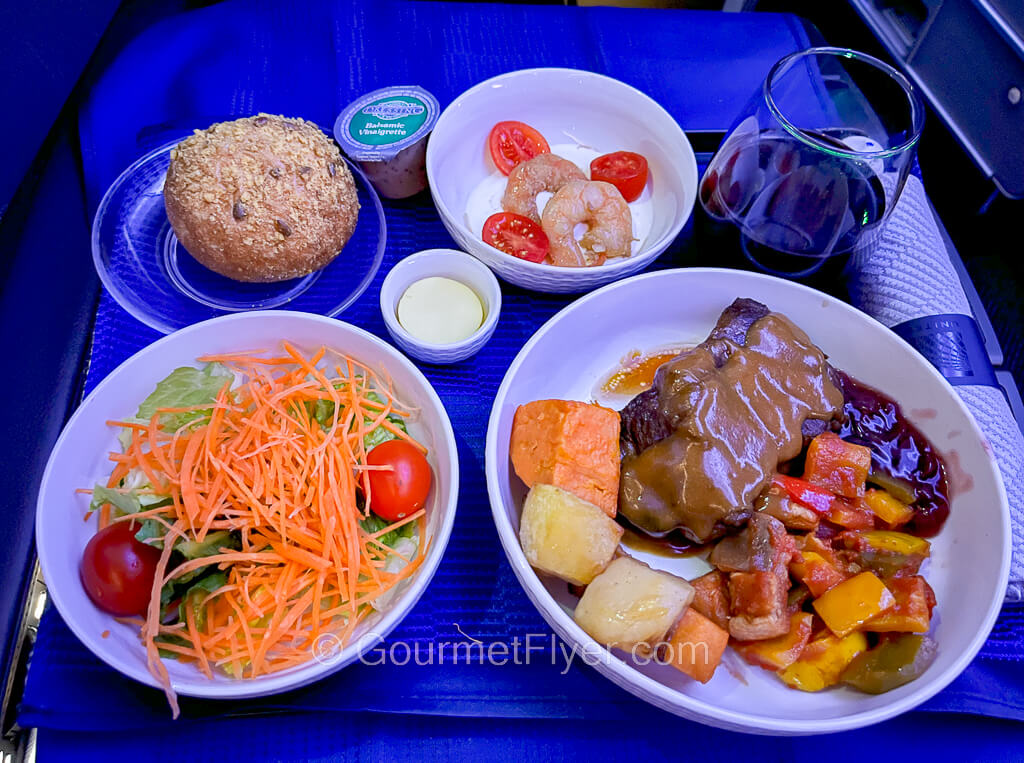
<box><xmin>590</xmin><ymin>151</ymin><xmax>649</xmax><ymax>202</ymax></box>
<box><xmin>481</xmin><ymin>212</ymin><xmax>550</xmax><ymax>263</ymax></box>
<box><xmin>80</xmin><ymin>521</ymin><xmax>161</xmax><ymax>616</ymax></box>
<box><xmin>488</xmin><ymin>121</ymin><xmax>550</xmax><ymax>175</ymax></box>
<box><xmin>366</xmin><ymin>440</ymin><xmax>432</xmax><ymax>521</ymax></box>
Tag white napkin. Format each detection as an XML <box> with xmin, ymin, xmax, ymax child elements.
<box><xmin>847</xmin><ymin>174</ymin><xmax>1024</xmax><ymax>602</ymax></box>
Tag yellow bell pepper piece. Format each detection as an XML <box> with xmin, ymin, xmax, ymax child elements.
<box><xmin>813</xmin><ymin>571</ymin><xmax>895</xmax><ymax>637</ymax></box>
<box><xmin>858</xmin><ymin>530</ymin><xmax>930</xmax><ymax>557</ymax></box>
<box><xmin>863</xmin><ymin>489</ymin><xmax>915</xmax><ymax>526</ymax></box>
<box><xmin>779</xmin><ymin>631</ymin><xmax>869</xmax><ymax>692</ymax></box>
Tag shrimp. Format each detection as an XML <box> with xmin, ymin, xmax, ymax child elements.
<box><xmin>540</xmin><ymin>180</ymin><xmax>633</xmax><ymax>267</ymax></box>
<box><xmin>501</xmin><ymin>153</ymin><xmax>586</xmax><ymax>223</ymax></box>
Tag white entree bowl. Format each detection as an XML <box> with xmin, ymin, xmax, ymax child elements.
<box><xmin>36</xmin><ymin>311</ymin><xmax>459</xmax><ymax>700</ymax></box>
<box><xmin>485</xmin><ymin>268</ymin><xmax>1010</xmax><ymax>735</ymax></box>
<box><xmin>380</xmin><ymin>248</ymin><xmax>502</xmax><ymax>364</ymax></box>
<box><xmin>426</xmin><ymin>68</ymin><xmax>698</xmax><ymax>293</ymax></box>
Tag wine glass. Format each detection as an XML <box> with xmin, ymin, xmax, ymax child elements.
<box><xmin>699</xmin><ymin>47</ymin><xmax>925</xmax><ymax>281</ymax></box>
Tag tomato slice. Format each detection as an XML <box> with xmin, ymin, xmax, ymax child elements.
<box><xmin>367</xmin><ymin>440</ymin><xmax>433</xmax><ymax>521</ymax></box>
<box><xmin>488</xmin><ymin>121</ymin><xmax>550</xmax><ymax>175</ymax></box>
<box><xmin>481</xmin><ymin>212</ymin><xmax>550</xmax><ymax>263</ymax></box>
<box><xmin>80</xmin><ymin>521</ymin><xmax>161</xmax><ymax>616</ymax></box>
<box><xmin>590</xmin><ymin>151</ymin><xmax>649</xmax><ymax>202</ymax></box>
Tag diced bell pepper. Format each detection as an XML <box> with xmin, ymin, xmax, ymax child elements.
<box><xmin>864</xmin><ymin>576</ymin><xmax>936</xmax><ymax>633</ymax></box>
<box><xmin>773</xmin><ymin>474</ymin><xmax>836</xmax><ymax>515</ymax></box>
<box><xmin>790</xmin><ymin>551</ymin><xmax>847</xmax><ymax>597</ymax></box>
<box><xmin>836</xmin><ymin>530</ymin><xmax>930</xmax><ymax>578</ymax></box>
<box><xmin>779</xmin><ymin>631</ymin><xmax>869</xmax><ymax>692</ymax></box>
<box><xmin>841</xmin><ymin>634</ymin><xmax>938</xmax><ymax>694</ymax></box>
<box><xmin>863</xmin><ymin>489</ymin><xmax>915</xmax><ymax>526</ymax></box>
<box><xmin>827</xmin><ymin>498</ymin><xmax>876</xmax><ymax>530</ymax></box>
<box><xmin>812</xmin><ymin>572</ymin><xmax>895</xmax><ymax>637</ymax></box>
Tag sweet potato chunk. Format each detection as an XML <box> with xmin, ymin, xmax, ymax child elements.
<box><xmin>510</xmin><ymin>400</ymin><xmax>620</xmax><ymax>516</ymax></box>
<box><xmin>519</xmin><ymin>484</ymin><xmax>624</xmax><ymax>586</ymax></box>
<box><xmin>689</xmin><ymin>570</ymin><xmax>730</xmax><ymax>630</ymax></box>
<box><xmin>666</xmin><ymin>608</ymin><xmax>729</xmax><ymax>683</ymax></box>
<box><xmin>804</xmin><ymin>432</ymin><xmax>872</xmax><ymax>499</ymax></box>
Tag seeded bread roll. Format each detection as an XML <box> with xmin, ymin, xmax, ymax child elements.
<box><xmin>164</xmin><ymin>114</ymin><xmax>359</xmax><ymax>283</ymax></box>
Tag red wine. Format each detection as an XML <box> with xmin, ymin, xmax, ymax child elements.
<box><xmin>701</xmin><ymin>128</ymin><xmax>887</xmax><ymax>278</ymax></box>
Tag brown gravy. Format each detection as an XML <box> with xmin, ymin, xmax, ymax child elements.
<box><xmin>618</xmin><ymin>521</ymin><xmax>712</xmax><ymax>559</ymax></box>
<box><xmin>619</xmin><ymin>314</ymin><xmax>843</xmax><ymax>542</ymax></box>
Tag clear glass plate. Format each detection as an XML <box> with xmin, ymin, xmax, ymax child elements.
<box><xmin>92</xmin><ymin>139</ymin><xmax>387</xmax><ymax>334</ymax></box>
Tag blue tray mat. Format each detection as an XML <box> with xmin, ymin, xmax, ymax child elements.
<box><xmin>19</xmin><ymin>0</ymin><xmax>1024</xmax><ymax>732</ymax></box>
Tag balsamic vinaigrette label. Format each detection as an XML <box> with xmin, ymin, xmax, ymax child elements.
<box><xmin>348</xmin><ymin>96</ymin><xmax>429</xmax><ymax>146</ymax></box>
<box><xmin>335</xmin><ymin>85</ymin><xmax>439</xmax><ymax>161</ymax></box>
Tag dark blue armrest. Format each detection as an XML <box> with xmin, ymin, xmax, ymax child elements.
<box><xmin>0</xmin><ymin>0</ymin><xmax>121</xmax><ymax>217</ymax></box>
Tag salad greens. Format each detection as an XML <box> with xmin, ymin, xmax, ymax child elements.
<box><xmin>359</xmin><ymin>511</ymin><xmax>417</xmax><ymax>549</ymax></box>
<box><xmin>136</xmin><ymin>363</ymin><xmax>233</xmax><ymax>429</ymax></box>
<box><xmin>305</xmin><ymin>390</ymin><xmax>408</xmax><ymax>451</ymax></box>
<box><xmin>116</xmin><ymin>363</ymin><xmax>231</xmax><ymax>448</ymax></box>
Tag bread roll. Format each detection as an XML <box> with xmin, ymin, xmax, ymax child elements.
<box><xmin>164</xmin><ymin>114</ymin><xmax>359</xmax><ymax>282</ymax></box>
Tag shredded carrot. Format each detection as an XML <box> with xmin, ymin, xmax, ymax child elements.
<box><xmin>88</xmin><ymin>346</ymin><xmax>431</xmax><ymax>716</ymax></box>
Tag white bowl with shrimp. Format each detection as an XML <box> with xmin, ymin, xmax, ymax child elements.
<box><xmin>485</xmin><ymin>269</ymin><xmax>1010</xmax><ymax>734</ymax></box>
<box><xmin>426</xmin><ymin>68</ymin><xmax>698</xmax><ymax>293</ymax></box>
<box><xmin>36</xmin><ymin>311</ymin><xmax>459</xmax><ymax>702</ymax></box>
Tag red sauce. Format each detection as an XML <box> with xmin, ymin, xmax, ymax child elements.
<box><xmin>835</xmin><ymin>371</ymin><xmax>950</xmax><ymax>537</ymax></box>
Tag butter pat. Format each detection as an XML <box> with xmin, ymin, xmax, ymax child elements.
<box><xmin>397</xmin><ymin>277</ymin><xmax>484</xmax><ymax>345</ymax></box>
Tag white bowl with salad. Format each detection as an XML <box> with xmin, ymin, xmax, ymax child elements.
<box><xmin>36</xmin><ymin>311</ymin><xmax>458</xmax><ymax>712</ymax></box>
<box><xmin>426</xmin><ymin>68</ymin><xmax>698</xmax><ymax>293</ymax></box>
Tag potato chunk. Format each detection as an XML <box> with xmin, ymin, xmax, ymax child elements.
<box><xmin>519</xmin><ymin>484</ymin><xmax>624</xmax><ymax>586</ymax></box>
<box><xmin>574</xmin><ymin>556</ymin><xmax>694</xmax><ymax>651</ymax></box>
